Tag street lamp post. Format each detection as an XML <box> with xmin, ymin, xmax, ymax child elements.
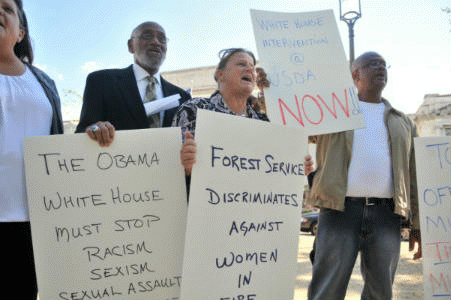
<box><xmin>339</xmin><ymin>0</ymin><xmax>362</xmax><ymax>67</ymax></box>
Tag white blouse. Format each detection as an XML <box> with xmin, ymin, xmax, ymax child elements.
<box><xmin>0</xmin><ymin>66</ymin><xmax>53</xmax><ymax>222</ymax></box>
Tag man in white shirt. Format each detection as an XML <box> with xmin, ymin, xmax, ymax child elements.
<box><xmin>307</xmin><ymin>52</ymin><xmax>421</xmax><ymax>300</ymax></box>
<box><xmin>76</xmin><ymin>22</ymin><xmax>191</xmax><ymax>146</ymax></box>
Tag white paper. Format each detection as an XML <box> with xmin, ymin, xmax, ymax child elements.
<box><xmin>251</xmin><ymin>9</ymin><xmax>366</xmax><ymax>135</ymax></box>
<box><xmin>24</xmin><ymin>129</ymin><xmax>187</xmax><ymax>300</ymax></box>
<box><xmin>180</xmin><ymin>109</ymin><xmax>308</xmax><ymax>300</ymax></box>
<box><xmin>144</xmin><ymin>94</ymin><xmax>181</xmax><ymax>116</ymax></box>
<box><xmin>414</xmin><ymin>137</ymin><xmax>451</xmax><ymax>299</ymax></box>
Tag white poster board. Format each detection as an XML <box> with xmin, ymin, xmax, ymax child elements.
<box><xmin>251</xmin><ymin>9</ymin><xmax>365</xmax><ymax>135</ymax></box>
<box><xmin>414</xmin><ymin>137</ymin><xmax>451</xmax><ymax>299</ymax></box>
<box><xmin>24</xmin><ymin>129</ymin><xmax>187</xmax><ymax>300</ymax></box>
<box><xmin>180</xmin><ymin>110</ymin><xmax>308</xmax><ymax>299</ymax></box>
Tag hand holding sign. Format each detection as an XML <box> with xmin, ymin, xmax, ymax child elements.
<box><xmin>180</xmin><ymin>131</ymin><xmax>197</xmax><ymax>175</ymax></box>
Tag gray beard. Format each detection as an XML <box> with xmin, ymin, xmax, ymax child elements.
<box><xmin>143</xmin><ymin>54</ymin><xmax>166</xmax><ymax>72</ymax></box>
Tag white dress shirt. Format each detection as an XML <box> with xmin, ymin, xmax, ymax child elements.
<box><xmin>132</xmin><ymin>64</ymin><xmax>164</xmax><ymax>126</ymax></box>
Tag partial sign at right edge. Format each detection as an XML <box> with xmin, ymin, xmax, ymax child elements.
<box><xmin>414</xmin><ymin>136</ymin><xmax>451</xmax><ymax>299</ymax></box>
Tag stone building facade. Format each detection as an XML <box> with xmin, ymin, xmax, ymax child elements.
<box><xmin>162</xmin><ymin>66</ymin><xmax>218</xmax><ymax>98</ymax></box>
<box><xmin>411</xmin><ymin>93</ymin><xmax>451</xmax><ymax>137</ymax></box>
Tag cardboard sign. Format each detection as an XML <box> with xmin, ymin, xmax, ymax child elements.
<box><xmin>414</xmin><ymin>137</ymin><xmax>451</xmax><ymax>299</ymax></box>
<box><xmin>180</xmin><ymin>110</ymin><xmax>308</xmax><ymax>299</ymax></box>
<box><xmin>251</xmin><ymin>9</ymin><xmax>365</xmax><ymax>135</ymax></box>
<box><xmin>24</xmin><ymin>129</ymin><xmax>187</xmax><ymax>300</ymax></box>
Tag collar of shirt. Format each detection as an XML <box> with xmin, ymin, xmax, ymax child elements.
<box><xmin>133</xmin><ymin>63</ymin><xmax>161</xmax><ymax>84</ymax></box>
<box><xmin>132</xmin><ymin>63</ymin><xmax>163</xmax><ymax>100</ymax></box>
<box><xmin>209</xmin><ymin>91</ymin><xmax>263</xmax><ymax>119</ymax></box>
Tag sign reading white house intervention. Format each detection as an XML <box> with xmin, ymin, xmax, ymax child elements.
<box><xmin>414</xmin><ymin>137</ymin><xmax>451</xmax><ymax>299</ymax></box>
<box><xmin>24</xmin><ymin>129</ymin><xmax>187</xmax><ymax>300</ymax></box>
<box><xmin>180</xmin><ymin>110</ymin><xmax>308</xmax><ymax>299</ymax></box>
<box><xmin>251</xmin><ymin>9</ymin><xmax>365</xmax><ymax>135</ymax></box>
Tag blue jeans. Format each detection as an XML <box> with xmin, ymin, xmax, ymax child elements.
<box><xmin>308</xmin><ymin>199</ymin><xmax>401</xmax><ymax>300</ymax></box>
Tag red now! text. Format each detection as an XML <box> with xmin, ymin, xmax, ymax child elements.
<box><xmin>278</xmin><ymin>88</ymin><xmax>357</xmax><ymax>127</ymax></box>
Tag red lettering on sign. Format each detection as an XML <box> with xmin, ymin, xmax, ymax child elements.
<box><xmin>278</xmin><ymin>89</ymin><xmax>351</xmax><ymax>126</ymax></box>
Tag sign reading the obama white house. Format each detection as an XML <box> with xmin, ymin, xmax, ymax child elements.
<box><xmin>24</xmin><ymin>129</ymin><xmax>187</xmax><ymax>300</ymax></box>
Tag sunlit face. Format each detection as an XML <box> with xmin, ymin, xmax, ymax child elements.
<box><xmin>215</xmin><ymin>52</ymin><xmax>256</xmax><ymax>96</ymax></box>
<box><xmin>128</xmin><ymin>22</ymin><xmax>167</xmax><ymax>74</ymax></box>
<box><xmin>0</xmin><ymin>0</ymin><xmax>24</xmax><ymax>50</ymax></box>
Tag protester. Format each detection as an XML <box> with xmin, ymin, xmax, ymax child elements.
<box><xmin>173</xmin><ymin>48</ymin><xmax>265</xmax><ymax>175</ymax></box>
<box><xmin>172</xmin><ymin>48</ymin><xmax>313</xmax><ymax>177</ymax></box>
<box><xmin>306</xmin><ymin>51</ymin><xmax>421</xmax><ymax>300</ymax></box>
<box><xmin>75</xmin><ymin>21</ymin><xmax>191</xmax><ymax>146</ymax></box>
<box><xmin>0</xmin><ymin>0</ymin><xmax>64</xmax><ymax>297</ymax></box>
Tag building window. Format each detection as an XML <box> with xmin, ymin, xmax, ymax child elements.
<box><xmin>444</xmin><ymin>125</ymin><xmax>451</xmax><ymax>136</ymax></box>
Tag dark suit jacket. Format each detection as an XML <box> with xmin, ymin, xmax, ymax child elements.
<box><xmin>75</xmin><ymin>65</ymin><xmax>191</xmax><ymax>133</ymax></box>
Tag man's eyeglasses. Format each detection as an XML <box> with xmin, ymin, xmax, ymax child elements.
<box><xmin>363</xmin><ymin>60</ymin><xmax>390</xmax><ymax>69</ymax></box>
<box><xmin>134</xmin><ymin>31</ymin><xmax>168</xmax><ymax>44</ymax></box>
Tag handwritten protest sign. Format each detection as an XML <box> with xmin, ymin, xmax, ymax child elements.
<box><xmin>23</xmin><ymin>129</ymin><xmax>187</xmax><ymax>300</ymax></box>
<box><xmin>251</xmin><ymin>9</ymin><xmax>365</xmax><ymax>135</ymax></box>
<box><xmin>414</xmin><ymin>137</ymin><xmax>451</xmax><ymax>299</ymax></box>
<box><xmin>179</xmin><ymin>110</ymin><xmax>308</xmax><ymax>299</ymax></box>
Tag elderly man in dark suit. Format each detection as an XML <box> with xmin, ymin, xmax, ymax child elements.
<box><xmin>76</xmin><ymin>22</ymin><xmax>191</xmax><ymax>146</ymax></box>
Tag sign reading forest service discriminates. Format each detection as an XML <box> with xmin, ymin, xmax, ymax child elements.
<box><xmin>414</xmin><ymin>137</ymin><xmax>451</xmax><ymax>299</ymax></box>
<box><xmin>23</xmin><ymin>128</ymin><xmax>187</xmax><ymax>300</ymax></box>
<box><xmin>180</xmin><ymin>109</ymin><xmax>308</xmax><ymax>300</ymax></box>
<box><xmin>251</xmin><ymin>9</ymin><xmax>365</xmax><ymax>135</ymax></box>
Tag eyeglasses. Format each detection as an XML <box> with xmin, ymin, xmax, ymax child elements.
<box><xmin>363</xmin><ymin>60</ymin><xmax>390</xmax><ymax>69</ymax></box>
<box><xmin>134</xmin><ymin>31</ymin><xmax>168</xmax><ymax>44</ymax></box>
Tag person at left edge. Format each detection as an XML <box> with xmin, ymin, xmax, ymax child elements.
<box><xmin>75</xmin><ymin>21</ymin><xmax>191</xmax><ymax>146</ymax></box>
<box><xmin>0</xmin><ymin>0</ymin><xmax>64</xmax><ymax>298</ymax></box>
